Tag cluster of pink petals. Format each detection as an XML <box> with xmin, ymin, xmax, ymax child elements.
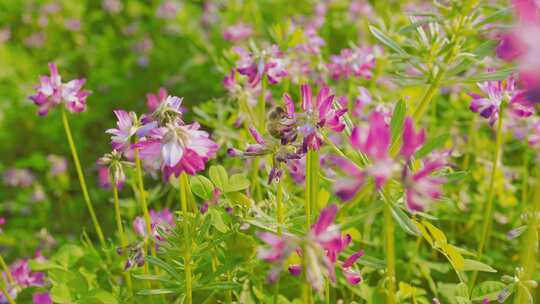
<box><xmin>468</xmin><ymin>75</ymin><xmax>535</xmax><ymax>126</ymax></box>
<box><xmin>133</xmin><ymin>208</ymin><xmax>175</xmax><ymax>241</ymax></box>
<box><xmin>97</xmin><ymin>165</ymin><xmax>123</xmax><ymax>190</ymax></box>
<box><xmin>333</xmin><ymin>112</ymin><xmax>446</xmax><ymax>212</ymax></box>
<box><xmin>496</xmin><ymin>0</ymin><xmax>540</xmax><ymax>90</ymax></box>
<box><xmin>233</xmin><ymin>45</ymin><xmax>288</xmax><ymax>87</ymax></box>
<box><xmin>146</xmin><ymin>87</ymin><xmax>168</xmax><ymax>112</ymax></box>
<box><xmin>284</xmin><ymin>84</ymin><xmax>347</xmax><ymax>151</ymax></box>
<box><xmin>47</xmin><ymin>155</ymin><xmax>67</xmax><ymax>176</ymax></box>
<box><xmin>1</xmin><ymin>253</ymin><xmax>48</xmax><ymax>304</ymax></box>
<box><xmin>223</xmin><ymin>23</ymin><xmax>252</xmax><ymax>42</ymax></box>
<box><xmin>258</xmin><ymin>204</ymin><xmax>363</xmax><ymax>291</ymax></box>
<box><xmin>327</xmin><ymin>47</ymin><xmax>375</xmax><ymax>81</ymax></box>
<box><xmin>29</xmin><ymin>63</ymin><xmax>91</xmax><ymax>116</ymax></box>
<box><xmin>3</xmin><ymin>168</ymin><xmax>35</xmax><ymax>188</ymax></box>
<box><xmin>135</xmin><ymin>121</ymin><xmax>218</xmax><ymax>180</ymax></box>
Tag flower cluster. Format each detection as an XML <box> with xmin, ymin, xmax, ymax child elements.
<box><xmin>327</xmin><ymin>46</ymin><xmax>376</xmax><ymax>80</ymax></box>
<box><xmin>333</xmin><ymin>112</ymin><xmax>447</xmax><ymax>212</ymax></box>
<box><xmin>29</xmin><ymin>63</ymin><xmax>91</xmax><ymax>116</ymax></box>
<box><xmin>133</xmin><ymin>208</ymin><xmax>175</xmax><ymax>241</ymax></box>
<box><xmin>257</xmin><ymin>204</ymin><xmax>363</xmax><ymax>292</ymax></box>
<box><xmin>1</xmin><ymin>253</ymin><xmax>49</xmax><ymax>304</ymax></box>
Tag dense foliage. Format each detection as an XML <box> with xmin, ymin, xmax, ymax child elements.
<box><xmin>1</xmin><ymin>0</ymin><xmax>539</xmax><ymax>303</ymax></box>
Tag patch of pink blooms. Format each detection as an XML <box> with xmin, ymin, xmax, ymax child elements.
<box><xmin>258</xmin><ymin>204</ymin><xmax>363</xmax><ymax>292</ymax></box>
<box><xmin>1</xmin><ymin>252</ymin><xmax>49</xmax><ymax>304</ymax></box>
<box><xmin>223</xmin><ymin>23</ymin><xmax>252</xmax><ymax>42</ymax></box>
<box><xmin>327</xmin><ymin>46</ymin><xmax>376</xmax><ymax>81</ymax></box>
<box><xmin>332</xmin><ymin>112</ymin><xmax>447</xmax><ymax>212</ymax></box>
<box><xmin>233</xmin><ymin>45</ymin><xmax>288</xmax><ymax>87</ymax></box>
<box><xmin>29</xmin><ymin>63</ymin><xmax>91</xmax><ymax>116</ymax></box>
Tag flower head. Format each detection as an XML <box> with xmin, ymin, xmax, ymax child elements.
<box><xmin>133</xmin><ymin>208</ymin><xmax>175</xmax><ymax>241</ymax></box>
<box><xmin>468</xmin><ymin>76</ymin><xmax>516</xmax><ymax>125</ymax></box>
<box><xmin>403</xmin><ymin>159</ymin><xmax>446</xmax><ymax>212</ymax></box>
<box><xmin>234</xmin><ymin>45</ymin><xmax>288</xmax><ymax>87</ymax></box>
<box><xmin>47</xmin><ymin>155</ymin><xmax>67</xmax><ymax>176</ymax></box>
<box><xmin>223</xmin><ymin>23</ymin><xmax>252</xmax><ymax>42</ymax></box>
<box><xmin>29</xmin><ymin>63</ymin><xmax>91</xmax><ymax>116</ymax></box>
<box><xmin>327</xmin><ymin>47</ymin><xmax>375</xmax><ymax>80</ymax></box>
<box><xmin>146</xmin><ymin>88</ymin><xmax>169</xmax><ymax>112</ymax></box>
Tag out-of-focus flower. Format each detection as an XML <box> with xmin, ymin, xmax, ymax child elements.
<box><xmin>102</xmin><ymin>0</ymin><xmax>123</xmax><ymax>13</ymax></box>
<box><xmin>47</xmin><ymin>155</ymin><xmax>67</xmax><ymax>176</ymax></box>
<box><xmin>31</xmin><ymin>185</ymin><xmax>47</xmax><ymax>203</ymax></box>
<box><xmin>97</xmin><ymin>150</ymin><xmax>132</xmax><ymax>190</ymax></box>
<box><xmin>403</xmin><ymin>159</ymin><xmax>446</xmax><ymax>211</ymax></box>
<box><xmin>1</xmin><ymin>256</ymin><xmax>46</xmax><ymax>303</ymax></box>
<box><xmin>3</xmin><ymin>169</ymin><xmax>34</xmax><ymax>187</ymax></box>
<box><xmin>327</xmin><ymin>47</ymin><xmax>375</xmax><ymax>80</ymax></box>
<box><xmin>401</xmin><ymin>117</ymin><xmax>426</xmax><ymax>160</ymax></box>
<box><xmin>29</xmin><ymin>63</ymin><xmax>91</xmax><ymax>115</ymax></box>
<box><xmin>284</xmin><ymin>84</ymin><xmax>347</xmax><ymax>151</ymax></box>
<box><xmin>135</xmin><ymin>122</ymin><xmax>218</xmax><ymax>179</ymax></box>
<box><xmin>64</xmin><ymin>18</ymin><xmax>81</xmax><ymax>31</ymax></box>
<box><xmin>0</xmin><ymin>27</ymin><xmax>10</xmax><ymax>44</ymax></box>
<box><xmin>223</xmin><ymin>23</ymin><xmax>252</xmax><ymax>42</ymax></box>
<box><xmin>133</xmin><ymin>208</ymin><xmax>175</xmax><ymax>241</ymax></box>
<box><xmin>32</xmin><ymin>292</ymin><xmax>52</xmax><ymax>304</ymax></box>
<box><xmin>156</xmin><ymin>0</ymin><xmax>181</xmax><ymax>19</ymax></box>
<box><xmin>24</xmin><ymin>32</ymin><xmax>46</xmax><ymax>48</ymax></box>
<box><xmin>496</xmin><ymin>0</ymin><xmax>540</xmax><ymax>91</ymax></box>
<box><xmin>151</xmin><ymin>95</ymin><xmax>185</xmax><ymax>125</ymax></box>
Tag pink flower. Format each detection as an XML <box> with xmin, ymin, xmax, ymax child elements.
<box><xmin>401</xmin><ymin>117</ymin><xmax>426</xmax><ymax>160</ymax></box>
<box><xmin>327</xmin><ymin>47</ymin><xmax>375</xmax><ymax>80</ymax></box>
<box><xmin>350</xmin><ymin>112</ymin><xmax>397</xmax><ymax>188</ymax></box>
<box><xmin>106</xmin><ymin>110</ymin><xmax>138</xmax><ymax>153</ymax></box>
<box><xmin>29</xmin><ymin>63</ymin><xmax>91</xmax><ymax>116</ymax></box>
<box><xmin>156</xmin><ymin>0</ymin><xmax>181</xmax><ymax>19</ymax></box>
<box><xmin>468</xmin><ymin>76</ymin><xmax>516</xmax><ymax>125</ymax></box>
<box><xmin>146</xmin><ymin>87</ymin><xmax>168</xmax><ymax>112</ymax></box>
<box><xmin>133</xmin><ymin>208</ymin><xmax>175</xmax><ymax>241</ymax></box>
<box><xmin>403</xmin><ymin>159</ymin><xmax>446</xmax><ymax>212</ymax></box>
<box><xmin>284</xmin><ymin>84</ymin><xmax>347</xmax><ymax>151</ymax></box>
<box><xmin>234</xmin><ymin>45</ymin><xmax>288</xmax><ymax>87</ymax></box>
<box><xmin>47</xmin><ymin>155</ymin><xmax>67</xmax><ymax>176</ymax></box>
<box><xmin>97</xmin><ymin>165</ymin><xmax>123</xmax><ymax>190</ymax></box>
<box><xmin>135</xmin><ymin>122</ymin><xmax>218</xmax><ymax>180</ymax></box>
<box><xmin>32</xmin><ymin>292</ymin><xmax>52</xmax><ymax>304</ymax></box>
<box><xmin>223</xmin><ymin>23</ymin><xmax>252</xmax><ymax>42</ymax></box>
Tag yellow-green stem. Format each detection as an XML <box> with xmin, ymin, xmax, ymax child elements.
<box><xmin>383</xmin><ymin>202</ymin><xmax>396</xmax><ymax>304</ymax></box>
<box><xmin>61</xmin><ymin>107</ymin><xmax>105</xmax><ymax>246</ymax></box>
<box><xmin>0</xmin><ymin>283</ymin><xmax>15</xmax><ymax>304</ymax></box>
<box><xmin>473</xmin><ymin>105</ymin><xmax>505</xmax><ymax>284</ymax></box>
<box><xmin>112</xmin><ymin>184</ymin><xmax>133</xmax><ymax>293</ymax></box>
<box><xmin>133</xmin><ymin>149</ymin><xmax>157</xmax><ymax>259</ymax></box>
<box><xmin>274</xmin><ymin>170</ymin><xmax>284</xmax><ymax>304</ymax></box>
<box><xmin>257</xmin><ymin>76</ymin><xmax>267</xmax><ymax>130</ymax></box>
<box><xmin>179</xmin><ymin>172</ymin><xmax>193</xmax><ymax>304</ymax></box>
<box><xmin>0</xmin><ymin>255</ymin><xmax>13</xmax><ymax>285</ymax></box>
<box><xmin>515</xmin><ymin>170</ymin><xmax>540</xmax><ymax>303</ymax></box>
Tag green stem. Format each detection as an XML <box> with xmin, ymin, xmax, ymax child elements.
<box><xmin>274</xmin><ymin>169</ymin><xmax>284</xmax><ymax>304</ymax></box>
<box><xmin>0</xmin><ymin>283</ymin><xmax>15</xmax><ymax>304</ymax></box>
<box><xmin>112</xmin><ymin>184</ymin><xmax>133</xmax><ymax>293</ymax></box>
<box><xmin>0</xmin><ymin>255</ymin><xmax>13</xmax><ymax>285</ymax></box>
<box><xmin>258</xmin><ymin>76</ymin><xmax>267</xmax><ymax>130</ymax></box>
<box><xmin>133</xmin><ymin>149</ymin><xmax>157</xmax><ymax>259</ymax></box>
<box><xmin>515</xmin><ymin>169</ymin><xmax>540</xmax><ymax>303</ymax></box>
<box><xmin>473</xmin><ymin>105</ymin><xmax>505</xmax><ymax>284</ymax></box>
<box><xmin>383</xmin><ymin>202</ymin><xmax>396</xmax><ymax>304</ymax></box>
<box><xmin>179</xmin><ymin>172</ymin><xmax>193</xmax><ymax>304</ymax></box>
<box><xmin>61</xmin><ymin>107</ymin><xmax>105</xmax><ymax>246</ymax></box>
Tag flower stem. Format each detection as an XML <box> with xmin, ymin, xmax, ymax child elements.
<box><xmin>133</xmin><ymin>149</ymin><xmax>157</xmax><ymax>259</ymax></box>
<box><xmin>0</xmin><ymin>255</ymin><xmax>13</xmax><ymax>285</ymax></box>
<box><xmin>0</xmin><ymin>283</ymin><xmax>15</xmax><ymax>304</ymax></box>
<box><xmin>61</xmin><ymin>107</ymin><xmax>105</xmax><ymax>246</ymax></box>
<box><xmin>515</xmin><ymin>167</ymin><xmax>540</xmax><ymax>304</ymax></box>
<box><xmin>112</xmin><ymin>184</ymin><xmax>133</xmax><ymax>293</ymax></box>
<box><xmin>258</xmin><ymin>76</ymin><xmax>267</xmax><ymax>130</ymax></box>
<box><xmin>179</xmin><ymin>172</ymin><xmax>193</xmax><ymax>304</ymax></box>
<box><xmin>304</xmin><ymin>149</ymin><xmax>319</xmax><ymax>304</ymax></box>
<box><xmin>273</xmin><ymin>169</ymin><xmax>284</xmax><ymax>304</ymax></box>
<box><xmin>473</xmin><ymin>105</ymin><xmax>505</xmax><ymax>284</ymax></box>
<box><xmin>383</xmin><ymin>201</ymin><xmax>396</xmax><ymax>304</ymax></box>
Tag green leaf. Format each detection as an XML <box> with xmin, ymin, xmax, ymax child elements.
<box><xmin>421</xmin><ymin>220</ymin><xmax>447</xmax><ymax>246</ymax></box>
<box><xmin>461</xmin><ymin>259</ymin><xmax>497</xmax><ymax>273</ymax></box>
<box><xmin>209</xmin><ymin>165</ymin><xmax>229</xmax><ymax>190</ymax></box>
<box><xmin>190</xmin><ymin>175</ymin><xmax>215</xmax><ymax>200</ymax></box>
<box><xmin>388</xmin><ymin>202</ymin><xmax>420</xmax><ymax>236</ymax></box>
<box><xmin>79</xmin><ymin>289</ymin><xmax>118</xmax><ymax>304</ymax></box>
<box><xmin>464</xmin><ymin>68</ymin><xmax>516</xmax><ymax>83</ymax></box>
<box><xmin>225</xmin><ymin>174</ymin><xmax>250</xmax><ymax>192</ymax></box>
<box><xmin>226</xmin><ymin>192</ymin><xmax>252</xmax><ymax>207</ymax></box>
<box><xmin>369</xmin><ymin>25</ymin><xmax>407</xmax><ymax>55</ymax></box>
<box><xmin>53</xmin><ymin>244</ymin><xmax>85</xmax><ymax>268</ymax></box>
<box><xmin>51</xmin><ymin>284</ymin><xmax>73</xmax><ymax>304</ymax></box>
<box><xmin>416</xmin><ymin>133</ymin><xmax>449</xmax><ymax>159</ymax></box>
<box><xmin>390</xmin><ymin>100</ymin><xmax>406</xmax><ymax>141</ymax></box>
<box><xmin>209</xmin><ymin>208</ymin><xmax>229</xmax><ymax>233</ymax></box>
<box><xmin>138</xmin><ymin>289</ymin><xmax>176</xmax><ymax>295</ymax></box>
<box><xmin>194</xmin><ymin>281</ymin><xmax>242</xmax><ymax>291</ymax></box>
<box><xmin>471</xmin><ymin>281</ymin><xmax>506</xmax><ymax>301</ymax></box>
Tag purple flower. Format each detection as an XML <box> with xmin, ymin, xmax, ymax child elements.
<box><xmin>146</xmin><ymin>88</ymin><xmax>168</xmax><ymax>112</ymax></box>
<box><xmin>102</xmin><ymin>0</ymin><xmax>123</xmax><ymax>14</ymax></box>
<box><xmin>135</xmin><ymin>122</ymin><xmax>218</xmax><ymax>180</ymax></box>
<box><xmin>29</xmin><ymin>63</ymin><xmax>91</xmax><ymax>116</ymax></box>
<box><xmin>156</xmin><ymin>0</ymin><xmax>181</xmax><ymax>19</ymax></box>
<box><xmin>234</xmin><ymin>45</ymin><xmax>288</xmax><ymax>87</ymax></box>
<box><xmin>133</xmin><ymin>208</ymin><xmax>175</xmax><ymax>241</ymax></box>
<box><xmin>32</xmin><ymin>292</ymin><xmax>52</xmax><ymax>304</ymax></box>
<box><xmin>468</xmin><ymin>75</ymin><xmax>517</xmax><ymax>125</ymax></box>
<box><xmin>47</xmin><ymin>155</ymin><xmax>67</xmax><ymax>176</ymax></box>
<box><xmin>327</xmin><ymin>47</ymin><xmax>375</xmax><ymax>80</ymax></box>
<box><xmin>403</xmin><ymin>159</ymin><xmax>446</xmax><ymax>212</ymax></box>
<box><xmin>97</xmin><ymin>165</ymin><xmax>123</xmax><ymax>190</ymax></box>
<box><xmin>284</xmin><ymin>84</ymin><xmax>347</xmax><ymax>151</ymax></box>
<box><xmin>223</xmin><ymin>23</ymin><xmax>252</xmax><ymax>42</ymax></box>
<box><xmin>3</xmin><ymin>168</ymin><xmax>34</xmax><ymax>187</ymax></box>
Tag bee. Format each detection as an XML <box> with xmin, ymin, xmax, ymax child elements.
<box><xmin>266</xmin><ymin>107</ymin><xmax>298</xmax><ymax>143</ymax></box>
